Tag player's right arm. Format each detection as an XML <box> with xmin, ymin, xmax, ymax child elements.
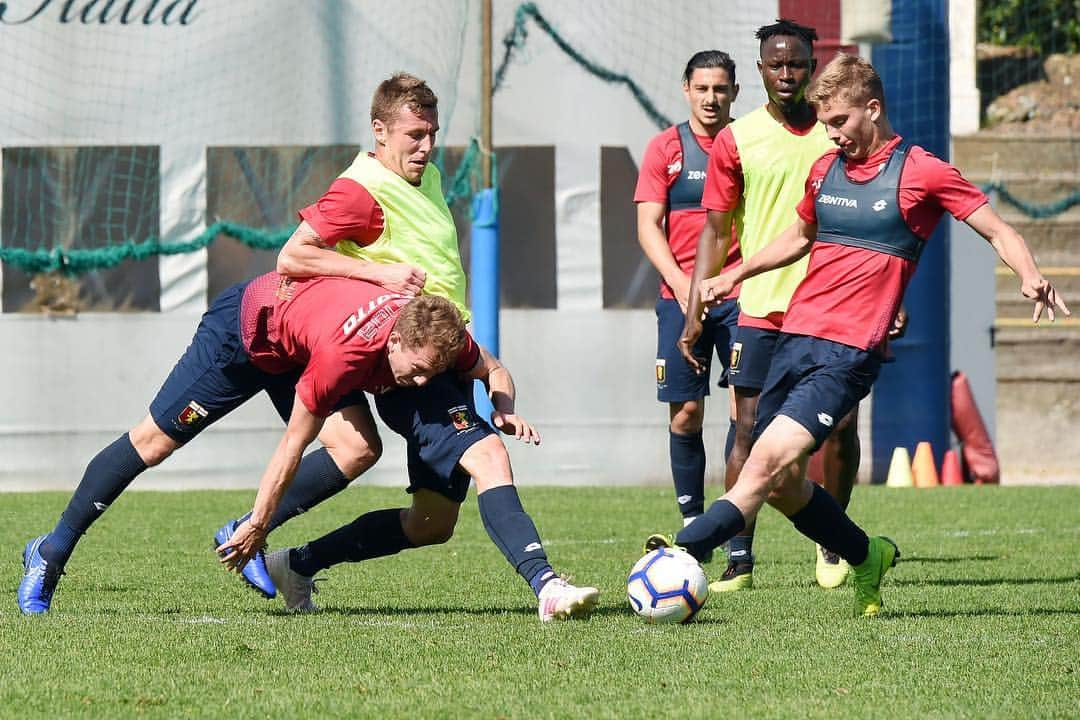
<box><xmin>700</xmin><ymin>219</ymin><xmax>813</xmax><ymax>305</ymax></box>
<box><xmin>277</xmin><ymin>220</ymin><xmax>426</xmax><ymax>295</ymax></box>
<box><xmin>634</xmin><ymin>131</ymin><xmax>690</xmax><ymax>310</ymax></box>
<box><xmin>637</xmin><ymin>202</ymin><xmax>690</xmax><ymax>311</ymax></box>
<box><xmin>215</xmin><ymin>395</ymin><xmax>325</xmax><ymax>569</ymax></box>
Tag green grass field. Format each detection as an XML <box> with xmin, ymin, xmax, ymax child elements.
<box><xmin>2</xmin><ymin>485</ymin><xmax>1078</xmax><ymax>719</ymax></box>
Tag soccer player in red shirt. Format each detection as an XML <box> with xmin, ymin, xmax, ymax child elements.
<box><xmin>231</xmin><ymin>73</ymin><xmax>597</xmax><ymax>619</ymax></box>
<box><xmin>674</xmin><ymin>19</ymin><xmax>881</xmax><ymax>592</ymax></box>
<box><xmin>17</xmin><ymin>275</ymin><xmax>472</xmax><ymax>612</ymax></box>
<box><xmin>668</xmin><ymin>53</ymin><xmax>1068</xmax><ymax>617</ymax></box>
<box><xmin>634</xmin><ymin>50</ymin><xmax>742</xmax><ymax>539</ymax></box>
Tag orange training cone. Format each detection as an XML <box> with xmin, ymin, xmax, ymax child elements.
<box><xmin>912</xmin><ymin>441</ymin><xmax>940</xmax><ymax>488</ymax></box>
<box><xmin>886</xmin><ymin>447</ymin><xmax>914</xmax><ymax>487</ymax></box>
<box><xmin>941</xmin><ymin>449</ymin><xmax>963</xmax><ymax>486</ymax></box>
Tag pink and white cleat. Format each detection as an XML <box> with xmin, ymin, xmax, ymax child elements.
<box><xmin>537</xmin><ymin>577</ymin><xmax>600</xmax><ymax>622</ymax></box>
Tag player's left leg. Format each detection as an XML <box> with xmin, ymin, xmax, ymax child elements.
<box><xmin>807</xmin><ymin>407</ymin><xmax>860</xmax><ymax>588</ymax></box>
<box><xmin>268</xmin><ymin>489</ymin><xmax>460</xmax><ymax>612</ymax></box>
<box><xmin>381</xmin><ymin>373</ymin><xmax>598</xmax><ymax>621</ymax></box>
<box><xmin>215</xmin><ymin>400</ymin><xmax>383</xmax><ymax>598</ymax></box>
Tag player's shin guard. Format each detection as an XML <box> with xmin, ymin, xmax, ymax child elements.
<box><xmin>675</xmin><ymin>499</ymin><xmax>746</xmax><ymax>562</ymax></box>
<box><xmin>669</xmin><ymin>429</ymin><xmax>706</xmax><ymax>520</ymax></box>
<box><xmin>40</xmin><ymin>433</ymin><xmax>148</xmax><ymax>566</ymax></box>
<box><xmin>477</xmin><ymin>485</ymin><xmax>554</xmax><ymax>596</ymax></box>
<box><xmin>289</xmin><ymin>508</ymin><xmax>413</xmax><ymax>577</ymax></box>
<box><xmin>265</xmin><ymin>448</ymin><xmax>351</xmax><ymax>531</ymax></box>
<box><xmin>788</xmin><ymin>483</ymin><xmax>869</xmax><ymax>566</ymax></box>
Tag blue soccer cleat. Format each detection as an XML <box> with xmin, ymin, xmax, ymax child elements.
<box><xmin>18</xmin><ymin>535</ymin><xmax>64</xmax><ymax>615</ymax></box>
<box><xmin>214</xmin><ymin>520</ymin><xmax>276</xmax><ymax>599</ymax></box>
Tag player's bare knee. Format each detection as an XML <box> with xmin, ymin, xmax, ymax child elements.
<box><xmin>461</xmin><ymin>435</ymin><xmax>512</xmax><ymax>488</ymax></box>
<box><xmin>128</xmin><ymin>416</ymin><xmax>179</xmax><ymax>467</ymax></box>
<box><xmin>326</xmin><ymin>435</ymin><xmax>382</xmax><ymax>479</ymax></box>
<box><xmin>402</xmin><ymin>510</ymin><xmax>457</xmax><ymax>546</ymax></box>
<box><xmin>669</xmin><ymin>400</ymin><xmax>704</xmax><ymax>434</ymax></box>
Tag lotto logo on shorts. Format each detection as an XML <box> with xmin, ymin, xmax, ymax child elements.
<box><xmin>655</xmin><ymin>359</ymin><xmax>666</xmax><ymax>384</ymax></box>
<box><xmin>178</xmin><ymin>400</ymin><xmax>208</xmax><ymax>426</ymax></box>
<box><xmin>448</xmin><ymin>406</ymin><xmax>474</xmax><ymax>431</ymax></box>
<box><xmin>730</xmin><ymin>342</ymin><xmax>742</xmax><ymax>371</ymax></box>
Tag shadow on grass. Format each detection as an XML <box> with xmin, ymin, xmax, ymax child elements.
<box><xmin>901</xmin><ymin>555</ymin><xmax>1000</xmax><ymax>563</ymax></box>
<box><xmin>886</xmin><ymin>607</ymin><xmax>1080</xmax><ymax>619</ymax></box>
<box><xmin>268</xmin><ymin>604</ymin><xmax>724</xmax><ymax>622</ymax></box>
<box><xmin>893</xmin><ymin>575</ymin><xmax>1079</xmax><ymax>587</ymax></box>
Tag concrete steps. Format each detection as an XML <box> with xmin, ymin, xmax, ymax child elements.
<box><xmin>953</xmin><ymin>132</ymin><xmax>1079</xmax><ymax>483</ymax></box>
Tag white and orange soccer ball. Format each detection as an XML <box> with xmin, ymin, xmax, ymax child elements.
<box><xmin>626</xmin><ymin>547</ymin><xmax>708</xmax><ymax>624</ymax></box>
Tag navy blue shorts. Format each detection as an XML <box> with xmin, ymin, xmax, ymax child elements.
<box><xmin>753</xmin><ymin>333</ymin><xmax>882</xmax><ymax>451</ymax></box>
<box><xmin>728</xmin><ymin>325</ymin><xmax>780</xmax><ymax>392</ymax></box>
<box><xmin>375</xmin><ymin>373</ymin><xmax>495</xmax><ymax>503</ymax></box>
<box><xmin>655</xmin><ymin>297</ymin><xmax>739</xmax><ymax>402</ymax></box>
<box><xmin>149</xmin><ymin>282</ymin><xmax>367</xmax><ymax>444</ymax></box>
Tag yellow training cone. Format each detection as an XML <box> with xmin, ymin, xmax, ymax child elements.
<box><xmin>912</xmin><ymin>441</ymin><xmax>940</xmax><ymax>488</ymax></box>
<box><xmin>886</xmin><ymin>447</ymin><xmax>914</xmax><ymax>487</ymax></box>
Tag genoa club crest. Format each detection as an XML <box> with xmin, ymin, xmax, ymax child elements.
<box><xmin>448</xmin><ymin>406</ymin><xmax>473</xmax><ymax>431</ymax></box>
<box><xmin>730</xmin><ymin>342</ymin><xmax>742</xmax><ymax>372</ymax></box>
<box><xmin>178</xmin><ymin>400</ymin><xmax>208</xmax><ymax>427</ymax></box>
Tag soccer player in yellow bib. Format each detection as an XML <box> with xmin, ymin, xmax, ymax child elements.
<box><xmin>213</xmin><ymin>73</ymin><xmax>598</xmax><ymax>621</ymax></box>
<box><xmin>673</xmin><ymin>19</ymin><xmax>883</xmax><ymax>592</ymax></box>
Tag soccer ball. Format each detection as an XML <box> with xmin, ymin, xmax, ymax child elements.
<box><xmin>626</xmin><ymin>547</ymin><xmax>708</xmax><ymax>624</ymax></box>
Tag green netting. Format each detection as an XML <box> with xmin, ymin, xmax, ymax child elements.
<box><xmin>1</xmin><ymin>1</ymin><xmax>1075</xmax><ymax>283</ymax></box>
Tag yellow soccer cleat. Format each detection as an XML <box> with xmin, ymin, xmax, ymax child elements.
<box><xmin>708</xmin><ymin>559</ymin><xmax>754</xmax><ymax>593</ymax></box>
<box><xmin>815</xmin><ymin>544</ymin><xmax>850</xmax><ymax>589</ymax></box>
<box><xmin>852</xmin><ymin>536</ymin><xmax>900</xmax><ymax>617</ymax></box>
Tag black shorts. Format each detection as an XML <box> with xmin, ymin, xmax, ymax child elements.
<box><xmin>375</xmin><ymin>373</ymin><xmax>496</xmax><ymax>503</ymax></box>
<box><xmin>753</xmin><ymin>333</ymin><xmax>882</xmax><ymax>451</ymax></box>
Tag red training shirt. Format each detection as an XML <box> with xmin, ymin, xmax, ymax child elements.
<box><xmin>785</xmin><ymin>135</ymin><xmax>988</xmax><ymax>351</ymax></box>
<box><xmin>239</xmin><ymin>272</ymin><xmax>479</xmax><ymax>417</ymax></box>
<box><xmin>634</xmin><ymin>125</ymin><xmax>741</xmax><ymax>300</ymax></box>
<box><xmin>298</xmin><ymin>155</ymin><xmax>385</xmax><ymax>246</ymax></box>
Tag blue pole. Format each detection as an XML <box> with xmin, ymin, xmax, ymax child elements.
<box><xmin>870</xmin><ymin>0</ymin><xmax>951</xmax><ymax>481</ymax></box>
<box><xmin>470</xmin><ymin>187</ymin><xmax>500</xmax><ymax>417</ymax></box>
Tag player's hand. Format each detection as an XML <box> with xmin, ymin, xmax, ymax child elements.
<box><xmin>677</xmin><ymin>317</ymin><xmax>707</xmax><ymax>374</ymax></box>
<box><xmin>490</xmin><ymin>411</ymin><xmax>541</xmax><ymax>445</ymax></box>
<box><xmin>372</xmin><ymin>263</ymin><xmax>427</xmax><ymax>296</ymax></box>
<box><xmin>215</xmin><ymin>518</ymin><xmax>268</xmax><ymax>572</ymax></box>
<box><xmin>1022</xmin><ymin>276</ymin><xmax>1070</xmax><ymax>323</ymax></box>
<box><xmin>670</xmin><ymin>275</ymin><xmax>692</xmax><ymax>315</ymax></box>
<box><xmin>888</xmin><ymin>305</ymin><xmax>909</xmax><ymax>340</ymax></box>
<box><xmin>700</xmin><ymin>272</ymin><xmax>735</xmax><ymax>307</ymax></box>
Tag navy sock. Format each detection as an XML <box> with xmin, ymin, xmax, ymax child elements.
<box><xmin>728</xmin><ymin>534</ymin><xmax>754</xmax><ymax>565</ymax></box>
<box><xmin>263</xmin><ymin>448</ymin><xmax>350</xmax><ymax>531</ymax></box>
<box><xmin>669</xmin><ymin>429</ymin><xmax>705</xmax><ymax>519</ymax></box>
<box><xmin>289</xmin><ymin>508</ymin><xmax>413</xmax><ymax>577</ymax></box>
<box><xmin>675</xmin><ymin>499</ymin><xmax>746</xmax><ymax>563</ymax></box>
<box><xmin>40</xmin><ymin>433</ymin><xmax>147</xmax><ymax>565</ymax></box>
<box><xmin>724</xmin><ymin>418</ymin><xmax>737</xmax><ymax>462</ymax></box>
<box><xmin>477</xmin><ymin>485</ymin><xmax>553</xmax><ymax>596</ymax></box>
<box><xmin>788</xmin><ymin>484</ymin><xmax>869</xmax><ymax>566</ymax></box>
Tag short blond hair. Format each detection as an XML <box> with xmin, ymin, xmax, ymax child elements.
<box><xmin>370</xmin><ymin>72</ymin><xmax>438</xmax><ymax>126</ymax></box>
<box><xmin>807</xmin><ymin>53</ymin><xmax>887</xmax><ymax>111</ymax></box>
<box><xmin>394</xmin><ymin>295</ymin><xmax>466</xmax><ymax>372</ymax></box>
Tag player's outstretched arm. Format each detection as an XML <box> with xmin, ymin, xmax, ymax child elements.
<box><xmin>465</xmin><ymin>345</ymin><xmax>540</xmax><ymax>445</ymax></box>
<box><xmin>700</xmin><ymin>219</ymin><xmax>815</xmax><ymax>306</ymax></box>
<box><xmin>965</xmin><ymin>204</ymin><xmax>1071</xmax><ymax>323</ymax></box>
<box><xmin>216</xmin><ymin>396</ymin><xmax>325</xmax><ymax>569</ymax></box>
<box><xmin>277</xmin><ymin>220</ymin><xmax>426</xmax><ymax>295</ymax></box>
<box><xmin>637</xmin><ymin>201</ymin><xmax>690</xmax><ymax>312</ymax></box>
<box><xmin>678</xmin><ymin>209</ymin><xmax>735</xmax><ymax>372</ymax></box>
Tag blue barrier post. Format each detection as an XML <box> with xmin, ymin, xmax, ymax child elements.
<box><xmin>470</xmin><ymin>187</ymin><xmax>500</xmax><ymax>418</ymax></box>
<box><xmin>870</xmin><ymin>0</ymin><xmax>951</xmax><ymax>480</ymax></box>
